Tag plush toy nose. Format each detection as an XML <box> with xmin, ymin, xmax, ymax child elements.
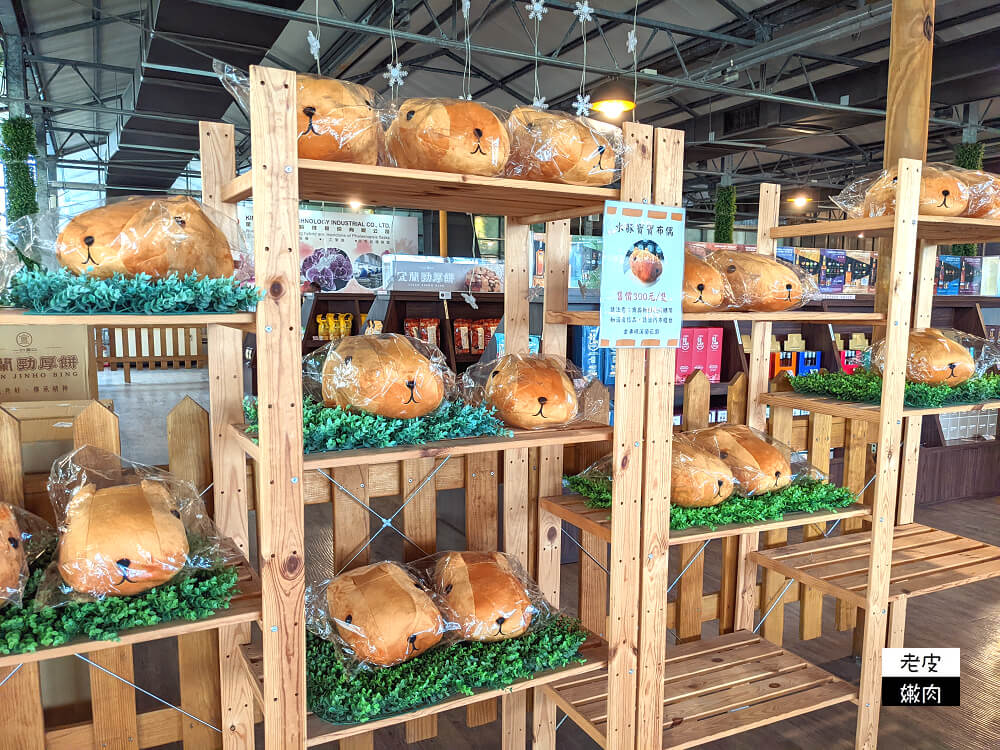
<box><xmin>8</xmin><ymin>536</ymin><xmax>18</xmax><ymax>549</ymax></box>
<box><xmin>406</xmin><ymin>379</ymin><xmax>416</xmax><ymax>388</ymax></box>
<box><xmin>303</xmin><ymin>106</ymin><xmax>316</xmax><ymax>117</ymax></box>
<box><xmin>942</xmin><ymin>189</ymin><xmax>950</xmax><ymax>197</ymax></box>
<box><xmin>84</xmin><ymin>235</ymin><xmax>95</xmax><ymax>246</ymax></box>
<box><xmin>948</xmin><ymin>363</ymin><xmax>957</xmax><ymax>372</ymax></box>
<box><xmin>697</xmin><ymin>283</ymin><xmax>705</xmax><ymax>292</ymax></box>
<box><xmin>598</xmin><ymin>145</ymin><xmax>606</xmax><ymax>154</ymax></box>
<box><xmin>716</xmin><ymin>479</ymin><xmax>724</xmax><ymax>488</ymax></box>
<box><xmin>537</xmin><ymin>396</ymin><xmax>547</xmax><ymax>404</ymax></box>
<box><xmin>775</xmin><ymin>471</ymin><xmax>782</xmax><ymax>478</ymax></box>
<box><xmin>116</xmin><ymin>558</ymin><xmax>131</xmax><ymax>570</ymax></box>
<box><xmin>496</xmin><ymin>616</ymin><xmax>506</xmax><ymax>625</ymax></box>
<box><xmin>473</xmin><ymin>128</ymin><xmax>483</xmax><ymax>138</ymax></box>
<box><xmin>785</xmin><ymin>283</ymin><xmax>793</xmax><ymax>290</ymax></box>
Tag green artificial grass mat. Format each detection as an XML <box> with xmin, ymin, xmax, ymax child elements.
<box><xmin>0</xmin><ymin>547</ymin><xmax>239</xmax><ymax>656</ymax></box>
<box><xmin>306</xmin><ymin>615</ymin><xmax>587</xmax><ymax>725</ymax></box>
<box><xmin>3</xmin><ymin>267</ymin><xmax>261</xmax><ymax>314</ymax></box>
<box><xmin>789</xmin><ymin>369</ymin><xmax>1000</xmax><ymax>409</ymax></box>
<box><xmin>243</xmin><ymin>396</ymin><xmax>513</xmax><ymax>453</ymax></box>
<box><xmin>567</xmin><ymin>478</ymin><xmax>857</xmax><ymax>531</ymax></box>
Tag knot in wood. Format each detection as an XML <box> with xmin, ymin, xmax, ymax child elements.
<box><xmin>619</xmin><ymin>454</ymin><xmax>629</xmax><ymax>470</ymax></box>
<box><xmin>283</xmin><ymin>553</ymin><xmax>302</xmax><ymax>576</ymax></box>
<box><xmin>269</xmin><ymin>280</ymin><xmax>284</xmax><ymax>298</ymax></box>
<box><xmin>923</xmin><ymin>15</ymin><xmax>933</xmax><ymax>40</ymax></box>
<box><xmin>546</xmin><ymin>526</ymin><xmax>558</xmax><ymax>542</ymax></box>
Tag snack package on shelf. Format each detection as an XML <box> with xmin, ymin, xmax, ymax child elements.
<box><xmin>505</xmin><ymin>107</ymin><xmax>628</xmax><ymax>186</ymax></box>
<box><xmin>303</xmin><ymin>333</ymin><xmax>455</xmax><ymax>419</ymax></box>
<box><xmin>44</xmin><ymin>445</ymin><xmax>232</xmax><ymax>601</ymax></box>
<box><xmin>706</xmin><ymin>247</ymin><xmax>820</xmax><ymax>312</ymax></box>
<box><xmin>682</xmin><ymin>251</ymin><xmax>727</xmax><ymax>312</ymax></box>
<box><xmin>385</xmin><ymin>98</ymin><xmax>510</xmax><ymax>176</ymax></box>
<box><xmin>831</xmin><ymin>162</ymin><xmax>1000</xmax><ymax>219</ymax></box>
<box><xmin>403</xmin><ymin>318</ymin><xmax>441</xmax><ymax>348</ymax></box>
<box><xmin>461</xmin><ymin>353</ymin><xmax>606</xmax><ymax>430</ymax></box>
<box><xmin>869</xmin><ymin>327</ymin><xmax>1000</xmax><ymax>386</ymax></box>
<box><xmin>8</xmin><ymin>195</ymin><xmax>250</xmax><ymax>281</ymax></box>
<box><xmin>306</xmin><ymin>561</ymin><xmax>449</xmax><ymax>670</ymax></box>
<box><xmin>216</xmin><ymin>62</ymin><xmax>384</xmax><ymax>165</ymax></box>
<box><xmin>0</xmin><ymin>503</ymin><xmax>55</xmax><ymax>609</ymax></box>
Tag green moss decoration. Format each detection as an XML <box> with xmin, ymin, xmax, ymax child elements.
<box><xmin>1</xmin><ymin>116</ymin><xmax>39</xmax><ymax>222</ymax></box>
<box><xmin>243</xmin><ymin>396</ymin><xmax>513</xmax><ymax>453</ymax></box>
<box><xmin>4</xmin><ymin>267</ymin><xmax>261</xmax><ymax>314</ymax></box>
<box><xmin>789</xmin><ymin>369</ymin><xmax>1000</xmax><ymax>409</ymax></box>
<box><xmin>570</xmin><ymin>478</ymin><xmax>856</xmax><ymax>531</ymax></box>
<box><xmin>0</xmin><ymin>547</ymin><xmax>239</xmax><ymax>656</ymax></box>
<box><xmin>307</xmin><ymin>615</ymin><xmax>587</xmax><ymax>725</ymax></box>
<box><xmin>566</xmin><ymin>474</ymin><xmax>611</xmax><ymax>505</ymax></box>
<box><xmin>714</xmin><ymin>184</ymin><xmax>736</xmax><ymax>243</ymax></box>
<box><xmin>952</xmin><ymin>142</ymin><xmax>985</xmax><ymax>256</ymax></box>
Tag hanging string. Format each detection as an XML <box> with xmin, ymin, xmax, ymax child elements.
<box><xmin>527</xmin><ymin>1</ymin><xmax>548</xmax><ymax>108</ymax></box>
<box><xmin>461</xmin><ymin>1</ymin><xmax>472</xmax><ymax>100</ymax></box>
<box><xmin>573</xmin><ymin>1</ymin><xmax>593</xmax><ymax>116</ymax></box>
<box><xmin>383</xmin><ymin>0</ymin><xmax>408</xmax><ymax>98</ymax></box>
<box><xmin>629</xmin><ymin>0</ymin><xmax>639</xmax><ymax>121</ymax></box>
<box><xmin>306</xmin><ymin>0</ymin><xmax>322</xmax><ymax>75</ymax></box>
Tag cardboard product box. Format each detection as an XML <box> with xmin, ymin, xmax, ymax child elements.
<box><xmin>705</xmin><ymin>327</ymin><xmax>724</xmax><ymax>383</ymax></box>
<box><xmin>840</xmin><ymin>349</ymin><xmax>861</xmax><ymax>374</ymax></box>
<box><xmin>770</xmin><ymin>351</ymin><xmax>797</xmax><ymax>379</ymax></box>
<box><xmin>937</xmin><ymin>255</ymin><xmax>962</xmax><ymax>295</ymax></box>
<box><xmin>819</xmin><ymin>249</ymin><xmax>846</xmax><ymax>294</ymax></box>
<box><xmin>844</xmin><ymin>250</ymin><xmax>873</xmax><ymax>294</ymax></box>
<box><xmin>690</xmin><ymin>329</ymin><xmax>708</xmax><ymax>379</ymax></box>
<box><xmin>981</xmin><ymin>256</ymin><xmax>1000</xmax><ymax>297</ymax></box>
<box><xmin>0</xmin><ymin>325</ymin><xmax>93</xmax><ymax>402</ymax></box>
<box><xmin>795</xmin><ymin>247</ymin><xmax>822</xmax><ymax>281</ymax></box>
<box><xmin>676</xmin><ymin>329</ymin><xmax>693</xmax><ymax>383</ymax></box>
<box><xmin>569</xmin><ymin>325</ymin><xmax>602</xmax><ymax>377</ymax></box>
<box><xmin>796</xmin><ymin>351</ymin><xmax>823</xmax><ymax>375</ymax></box>
<box><xmin>601</xmin><ymin>347</ymin><xmax>617</xmax><ymax>387</ymax></box>
<box><xmin>961</xmin><ymin>257</ymin><xmax>983</xmax><ymax>295</ymax></box>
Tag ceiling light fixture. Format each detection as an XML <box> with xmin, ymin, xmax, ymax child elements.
<box><xmin>591</xmin><ymin>79</ymin><xmax>635</xmax><ymax>119</ymax></box>
<box><xmin>348</xmin><ymin>200</ymin><xmax>363</xmax><ymax>210</ymax></box>
<box><xmin>790</xmin><ymin>195</ymin><xmax>811</xmax><ymax>208</ymax></box>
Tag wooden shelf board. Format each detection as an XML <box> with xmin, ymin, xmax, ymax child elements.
<box><xmin>233</xmin><ymin>421</ymin><xmax>614</xmax><ymax>468</ymax></box>
<box><xmin>539</xmin><ymin>494</ymin><xmax>871</xmax><ymax>546</ymax></box>
<box><xmin>750</xmin><ymin>523</ymin><xmax>1000</xmax><ymax>605</ymax></box>
<box><xmin>223</xmin><ymin>161</ymin><xmax>617</xmax><ymax>223</ymax></box>
<box><xmin>0</xmin><ymin>310</ymin><xmax>255</xmax><ymax>327</ymax></box>
<box><xmin>0</xmin><ymin>551</ymin><xmax>261</xmax><ymax>669</ymax></box>
<box><xmin>760</xmin><ymin>391</ymin><xmax>1000</xmax><ymax>422</ymax></box>
<box><xmin>547</xmin><ymin>310</ymin><xmax>886</xmax><ymax>326</ymax></box>
<box><xmin>769</xmin><ymin>215</ymin><xmax>1000</xmax><ymax>244</ymax></box>
<box><xmin>544</xmin><ymin>630</ymin><xmax>856</xmax><ymax>750</ymax></box>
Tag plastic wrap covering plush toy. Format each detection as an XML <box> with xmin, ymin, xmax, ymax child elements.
<box><xmin>872</xmin><ymin>328</ymin><xmax>976</xmax><ymax>386</ymax></box>
<box><xmin>311</xmin><ymin>333</ymin><xmax>451</xmax><ymax>419</ymax></box>
<box><xmin>671</xmin><ymin>438</ymin><xmax>735</xmax><ymax>508</ymax></box>
<box><xmin>431</xmin><ymin>551</ymin><xmax>534</xmax><ymax>641</ymax></box>
<box><xmin>687</xmin><ymin>424</ymin><xmax>792</xmax><ymax>496</ymax></box>
<box><xmin>479</xmin><ymin>354</ymin><xmax>580</xmax><ymax>430</ymax></box>
<box><xmin>325</xmin><ymin>561</ymin><xmax>445</xmax><ymax>667</ymax></box>
<box><xmin>682</xmin><ymin>251</ymin><xmax>726</xmax><ymax>312</ymax></box>
<box><xmin>707</xmin><ymin>249</ymin><xmax>814</xmax><ymax>312</ymax></box>
<box><xmin>0</xmin><ymin>504</ymin><xmax>25</xmax><ymax>607</ymax></box>
<box><xmin>387</xmin><ymin>98</ymin><xmax>510</xmax><ymax>177</ymax></box>
<box><xmin>56</xmin><ymin>196</ymin><xmax>234</xmax><ymax>279</ymax></box>
<box><xmin>506</xmin><ymin>107</ymin><xmax>617</xmax><ymax>186</ymax></box>
<box><xmin>863</xmin><ymin>164</ymin><xmax>967</xmax><ymax>217</ymax></box>
<box><xmin>58</xmin><ymin>480</ymin><xmax>189</xmax><ymax>596</ymax></box>
<box><xmin>296</xmin><ymin>73</ymin><xmax>382</xmax><ymax>164</ymax></box>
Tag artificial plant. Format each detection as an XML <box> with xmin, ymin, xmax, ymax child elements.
<box><xmin>952</xmin><ymin>141</ymin><xmax>985</xmax><ymax>256</ymax></box>
<box><xmin>713</xmin><ymin>184</ymin><xmax>736</xmax><ymax>243</ymax></box>
<box><xmin>1</xmin><ymin>116</ymin><xmax>39</xmax><ymax>222</ymax></box>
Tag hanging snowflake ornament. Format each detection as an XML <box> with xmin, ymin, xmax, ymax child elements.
<box><xmin>526</xmin><ymin>0</ymin><xmax>547</xmax><ymax>21</ymax></box>
<box><xmin>573</xmin><ymin>1</ymin><xmax>593</xmax><ymax>24</ymax></box>
<box><xmin>573</xmin><ymin>93</ymin><xmax>592</xmax><ymax>117</ymax></box>
<box><xmin>307</xmin><ymin>29</ymin><xmax>321</xmax><ymax>58</ymax></box>
<box><xmin>461</xmin><ymin>0</ymin><xmax>471</xmax><ymax>19</ymax></box>
<box><xmin>383</xmin><ymin>62</ymin><xmax>409</xmax><ymax>88</ymax></box>
<box><xmin>626</xmin><ymin>28</ymin><xmax>637</xmax><ymax>55</ymax></box>
<box><xmin>532</xmin><ymin>96</ymin><xmax>548</xmax><ymax>109</ymax></box>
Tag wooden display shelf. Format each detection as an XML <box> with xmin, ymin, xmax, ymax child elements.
<box><xmin>238</xmin><ymin>635</ymin><xmax>608</xmax><ymax>745</ymax></box>
<box><xmin>750</xmin><ymin>522</ymin><xmax>1000</xmax><ymax>607</ymax></box>
<box><xmin>769</xmin><ymin>215</ymin><xmax>1000</xmax><ymax>244</ymax></box>
<box><xmin>230</xmin><ymin>421</ymin><xmax>614</xmax><ymax>469</ymax></box>
<box><xmin>221</xmin><ymin>160</ymin><xmax>616</xmax><ymax>224</ymax></box>
<box><xmin>0</xmin><ymin>309</ymin><xmax>255</xmax><ymax>328</ymax></box>
<box><xmin>546</xmin><ymin>310</ymin><xmax>886</xmax><ymax>326</ymax></box>
<box><xmin>543</xmin><ymin>630</ymin><xmax>856</xmax><ymax>750</ymax></box>
<box><xmin>0</xmin><ymin>550</ymin><xmax>260</xmax><ymax>669</ymax></box>
<box><xmin>760</xmin><ymin>391</ymin><xmax>1000</xmax><ymax>422</ymax></box>
<box><xmin>539</xmin><ymin>494</ymin><xmax>871</xmax><ymax>545</ymax></box>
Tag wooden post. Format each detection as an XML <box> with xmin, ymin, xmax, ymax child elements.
<box><xmin>248</xmin><ymin>65</ymin><xmax>306</xmax><ymax>749</ymax></box>
<box><xmin>439</xmin><ymin>210</ymin><xmax>449</xmax><ymax>256</ymax></box>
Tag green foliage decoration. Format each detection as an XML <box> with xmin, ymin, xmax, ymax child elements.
<box><xmin>714</xmin><ymin>184</ymin><xmax>736</xmax><ymax>243</ymax></box>
<box><xmin>306</xmin><ymin>615</ymin><xmax>587</xmax><ymax>725</ymax></box>
<box><xmin>4</xmin><ymin>267</ymin><xmax>262</xmax><ymax>314</ymax></box>
<box><xmin>952</xmin><ymin>142</ymin><xmax>986</xmax><ymax>256</ymax></box>
<box><xmin>1</xmin><ymin>116</ymin><xmax>39</xmax><ymax>222</ymax></box>
<box><xmin>789</xmin><ymin>369</ymin><xmax>1000</xmax><ymax>409</ymax></box>
<box><xmin>0</xmin><ymin>547</ymin><xmax>239</xmax><ymax>656</ymax></box>
<box><xmin>565</xmin><ymin>473</ymin><xmax>611</xmax><ymax>505</ymax></box>
<box><xmin>243</xmin><ymin>396</ymin><xmax>512</xmax><ymax>453</ymax></box>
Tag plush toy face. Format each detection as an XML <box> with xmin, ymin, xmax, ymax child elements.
<box><xmin>387</xmin><ymin>98</ymin><xmax>510</xmax><ymax>176</ymax></box>
<box><xmin>689</xmin><ymin>425</ymin><xmax>791</xmax><ymax>495</ymax></box>
<box><xmin>432</xmin><ymin>551</ymin><xmax>533</xmax><ymax>641</ymax></box>
<box><xmin>506</xmin><ymin>107</ymin><xmax>614</xmax><ymax>186</ymax></box>
<box><xmin>321</xmin><ymin>334</ymin><xmax>446</xmax><ymax>418</ymax></box>
<box><xmin>671</xmin><ymin>439</ymin><xmax>735</xmax><ymax>508</ymax></box>
<box><xmin>863</xmin><ymin>166</ymin><xmax>968</xmax><ymax>217</ymax></box>
<box><xmin>0</xmin><ymin>504</ymin><xmax>25</xmax><ymax>608</ymax></box>
<box><xmin>682</xmin><ymin>252</ymin><xmax>726</xmax><ymax>312</ymax></box>
<box><xmin>57</xmin><ymin>197</ymin><xmax>234</xmax><ymax>279</ymax></box>
<box><xmin>876</xmin><ymin>328</ymin><xmax>976</xmax><ymax>386</ymax></box>
<box><xmin>628</xmin><ymin>240</ymin><xmax>663</xmax><ymax>285</ymax></box>
<box><xmin>297</xmin><ymin>74</ymin><xmax>381</xmax><ymax>164</ymax></box>
<box><xmin>58</xmin><ymin>480</ymin><xmax>189</xmax><ymax>596</ymax></box>
<box><xmin>326</xmin><ymin>562</ymin><xmax>444</xmax><ymax>666</ymax></box>
<box><xmin>710</xmin><ymin>250</ymin><xmax>804</xmax><ymax>312</ymax></box>
<box><xmin>484</xmin><ymin>355</ymin><xmax>579</xmax><ymax>430</ymax></box>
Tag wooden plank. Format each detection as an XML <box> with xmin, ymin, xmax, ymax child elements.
<box><xmin>681</xmin><ymin>369</ymin><xmax>711</xmax><ymax>430</ymax></box>
<box><xmin>676</xmin><ymin>541</ymin><xmax>705</xmax><ymax>643</ymax></box>
<box><xmin>837</xmin><ymin>417</ymin><xmax>870</xmax><ymax>631</ymax></box>
<box><xmin>0</xmin><ymin>311</ymin><xmax>254</xmax><ymax>327</ymax></box>
<box><xmin>44</xmin><ymin>707</ymin><xmax>183</xmax><ymax>750</ymax></box>
<box><xmin>249</xmin><ymin>65</ymin><xmax>307</xmax><ymax>749</ymax></box>
<box><xmin>725</xmin><ymin>372</ymin><xmax>748</xmax><ymax>425</ymax></box>
<box><xmin>799</xmin><ymin>412</ymin><xmax>833</xmax><ymax>641</ymax></box>
<box><xmin>733</xmin><ymin>533</ymin><xmax>760</xmax><ymax>631</ymax></box>
<box><xmin>579</xmin><ymin>530</ymin><xmax>609</xmax><ymax>637</ymax></box>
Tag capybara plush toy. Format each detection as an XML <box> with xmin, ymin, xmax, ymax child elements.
<box><xmin>320</xmin><ymin>334</ymin><xmax>448</xmax><ymax>419</ymax></box>
<box><xmin>57</xmin><ymin>196</ymin><xmax>234</xmax><ymax>279</ymax></box>
<box><xmin>387</xmin><ymin>98</ymin><xmax>510</xmax><ymax>176</ymax></box>
<box><xmin>506</xmin><ymin>107</ymin><xmax>614</xmax><ymax>186</ymax></box>
<box><xmin>0</xmin><ymin>503</ymin><xmax>25</xmax><ymax>607</ymax></box>
<box><xmin>58</xmin><ymin>480</ymin><xmax>189</xmax><ymax>597</ymax></box>
<box><xmin>682</xmin><ymin>251</ymin><xmax>726</xmax><ymax>312</ymax></box>
<box><xmin>687</xmin><ymin>424</ymin><xmax>792</xmax><ymax>496</ymax></box>
<box><xmin>671</xmin><ymin>438</ymin><xmax>735</xmax><ymax>508</ymax></box>
<box><xmin>874</xmin><ymin>328</ymin><xmax>976</xmax><ymax>386</ymax></box>
<box><xmin>296</xmin><ymin>73</ymin><xmax>382</xmax><ymax>164</ymax></box>
<box><xmin>863</xmin><ymin>164</ymin><xmax>968</xmax><ymax>217</ymax></box>
<box><xmin>483</xmin><ymin>355</ymin><xmax>579</xmax><ymax>430</ymax></box>
<box><xmin>325</xmin><ymin>561</ymin><xmax>445</xmax><ymax>666</ymax></box>
<box><xmin>432</xmin><ymin>551</ymin><xmax>533</xmax><ymax>641</ymax></box>
<box><xmin>708</xmin><ymin>249</ymin><xmax>805</xmax><ymax>312</ymax></box>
